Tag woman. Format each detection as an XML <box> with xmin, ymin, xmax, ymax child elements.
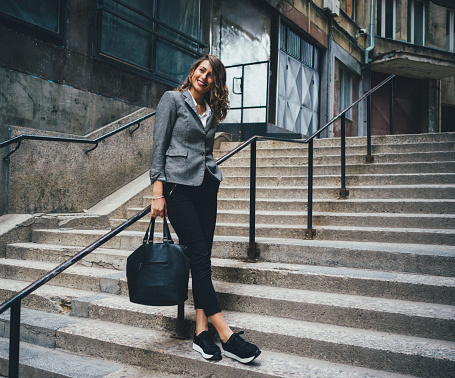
<box><xmin>150</xmin><ymin>55</ymin><xmax>261</xmax><ymax>364</ymax></box>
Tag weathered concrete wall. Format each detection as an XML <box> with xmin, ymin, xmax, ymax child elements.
<box><xmin>0</xmin><ymin>69</ymin><xmax>139</xmax><ymax>136</ymax></box>
<box><xmin>4</xmin><ymin>108</ymin><xmax>155</xmax><ymax>213</ymax></box>
<box><xmin>0</xmin><ymin>3</ymin><xmax>169</xmax><ymax>110</ymax></box>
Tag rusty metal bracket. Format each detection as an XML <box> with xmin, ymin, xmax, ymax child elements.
<box><xmin>339</xmin><ymin>188</ymin><xmax>349</xmax><ymax>199</ymax></box>
<box><xmin>305</xmin><ymin>228</ymin><xmax>316</xmax><ymax>239</ymax></box>
<box><xmin>245</xmin><ymin>243</ymin><xmax>260</xmax><ymax>262</ymax></box>
<box><xmin>365</xmin><ymin>155</ymin><xmax>375</xmax><ymax>163</ymax></box>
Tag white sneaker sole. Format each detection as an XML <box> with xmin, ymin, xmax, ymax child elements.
<box><xmin>224</xmin><ymin>350</ymin><xmax>261</xmax><ymax>364</ymax></box>
<box><xmin>192</xmin><ymin>342</ymin><xmax>221</xmax><ymax>360</ymax></box>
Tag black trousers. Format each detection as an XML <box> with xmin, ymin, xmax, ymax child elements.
<box><xmin>163</xmin><ymin>173</ymin><xmax>221</xmax><ymax>317</ymax></box>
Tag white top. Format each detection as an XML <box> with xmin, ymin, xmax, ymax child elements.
<box><xmin>189</xmin><ymin>92</ymin><xmax>212</xmax><ymax>129</ymax></box>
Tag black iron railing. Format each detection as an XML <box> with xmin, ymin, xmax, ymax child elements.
<box><xmin>0</xmin><ymin>112</ymin><xmax>155</xmax><ymax>160</ymax></box>
<box><xmin>0</xmin><ymin>74</ymin><xmax>395</xmax><ymax>377</ymax></box>
<box><xmin>216</xmin><ymin>74</ymin><xmax>396</xmax><ymax>258</ymax></box>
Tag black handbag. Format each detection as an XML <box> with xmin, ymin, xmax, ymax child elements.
<box><xmin>126</xmin><ymin>215</ymin><xmax>189</xmax><ymax>306</ymax></box>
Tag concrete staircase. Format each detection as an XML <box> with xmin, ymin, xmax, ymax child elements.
<box><xmin>1</xmin><ymin>133</ymin><xmax>454</xmax><ymax>377</ymax></box>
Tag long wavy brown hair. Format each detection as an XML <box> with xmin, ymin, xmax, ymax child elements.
<box><xmin>176</xmin><ymin>55</ymin><xmax>230</xmax><ymax>122</ymax></box>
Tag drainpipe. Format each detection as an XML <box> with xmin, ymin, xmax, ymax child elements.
<box><xmin>365</xmin><ymin>0</ymin><xmax>375</xmax><ymax>64</ymax></box>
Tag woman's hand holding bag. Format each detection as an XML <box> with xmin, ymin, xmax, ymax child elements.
<box><xmin>126</xmin><ymin>215</ymin><xmax>189</xmax><ymax>306</ymax></box>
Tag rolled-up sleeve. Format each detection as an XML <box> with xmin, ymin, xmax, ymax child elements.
<box><xmin>150</xmin><ymin>91</ymin><xmax>177</xmax><ymax>184</ymax></box>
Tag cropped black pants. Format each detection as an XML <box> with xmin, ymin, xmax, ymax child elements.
<box><xmin>163</xmin><ymin>172</ymin><xmax>221</xmax><ymax>317</ymax></box>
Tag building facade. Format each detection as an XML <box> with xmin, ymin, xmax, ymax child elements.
<box><xmin>1</xmin><ymin>0</ymin><xmax>455</xmax><ymax>213</ymax></box>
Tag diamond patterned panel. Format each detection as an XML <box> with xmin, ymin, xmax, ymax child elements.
<box><xmin>278</xmin><ymin>51</ymin><xmax>320</xmax><ymax>136</ymax></box>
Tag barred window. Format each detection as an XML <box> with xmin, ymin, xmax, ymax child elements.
<box><xmin>280</xmin><ymin>23</ymin><xmax>319</xmax><ymax>71</ymax></box>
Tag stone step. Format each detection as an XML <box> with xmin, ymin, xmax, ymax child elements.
<box><xmin>0</xmin><ymin>337</ymin><xmax>164</xmax><ymax>378</ymax></box>
<box><xmin>216</xmin><ymin>173</ymin><xmax>455</xmax><ymax>187</ymax></box>
<box><xmin>218</xmin><ymin>132</ymin><xmax>455</xmax><ymax>150</ymax></box>
<box><xmin>29</xmin><ymin>230</ymin><xmax>455</xmax><ymax>276</ymax></box>
<box><xmin>125</xmin><ymin>210</ymin><xmax>455</xmax><ymax>229</ymax></box>
<box><xmin>219</xmin><ymin>161</ymin><xmax>455</xmax><ymax>176</ymax></box>
<box><xmin>4</xmin><ymin>248</ymin><xmax>455</xmax><ymax>306</ymax></box>
<box><xmin>215</xmin><ymin>198</ymin><xmax>455</xmax><ymax>214</ymax></box>
<box><xmin>1</xmin><ymin>259</ymin><xmax>453</xmax><ymax>340</ymax></box>
<box><xmin>107</xmin><ymin>218</ymin><xmax>455</xmax><ymax>243</ymax></box>
<box><xmin>213</xmin><ymin>223</ymin><xmax>455</xmax><ymax>245</ymax></box>
<box><xmin>0</xmin><ymin>307</ymin><xmax>424</xmax><ymax>378</ymax></box>
<box><xmin>215</xmin><ymin>140</ymin><xmax>455</xmax><ymax>157</ymax></box>
<box><xmin>216</xmin><ymin>185</ymin><xmax>455</xmax><ymax>200</ymax></box>
<box><xmin>218</xmin><ymin>151</ymin><xmax>455</xmax><ymax>167</ymax></box>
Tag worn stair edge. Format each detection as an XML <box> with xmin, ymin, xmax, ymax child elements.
<box><xmin>0</xmin><ymin>268</ymin><xmax>453</xmax><ymax>341</ymax></box>
<box><xmin>6</xmin><ymin>243</ymin><xmax>455</xmax><ymax>305</ymax></box>
<box><xmin>27</xmin><ymin>230</ymin><xmax>455</xmax><ymax>276</ymax></box>
<box><xmin>0</xmin><ymin>336</ymin><xmax>175</xmax><ymax>378</ymax></box>
<box><xmin>0</xmin><ymin>309</ymin><xmax>417</xmax><ymax>378</ymax></box>
<box><xmin>58</xmin><ymin>311</ymin><xmax>455</xmax><ymax>377</ymax></box>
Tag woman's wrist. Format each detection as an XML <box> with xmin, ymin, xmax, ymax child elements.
<box><xmin>152</xmin><ymin>196</ymin><xmax>165</xmax><ymax>200</ymax></box>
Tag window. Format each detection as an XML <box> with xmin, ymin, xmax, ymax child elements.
<box><xmin>339</xmin><ymin>66</ymin><xmax>353</xmax><ymax>120</ymax></box>
<box><xmin>408</xmin><ymin>0</ymin><xmax>425</xmax><ymax>46</ymax></box>
<box><xmin>95</xmin><ymin>0</ymin><xmax>204</xmax><ymax>85</ymax></box>
<box><xmin>448</xmin><ymin>10</ymin><xmax>455</xmax><ymax>52</ymax></box>
<box><xmin>280</xmin><ymin>23</ymin><xmax>319</xmax><ymax>71</ymax></box>
<box><xmin>377</xmin><ymin>0</ymin><xmax>395</xmax><ymax>39</ymax></box>
<box><xmin>334</xmin><ymin>60</ymin><xmax>359</xmax><ymax>136</ymax></box>
<box><xmin>341</xmin><ymin>0</ymin><xmax>355</xmax><ymax>20</ymax></box>
<box><xmin>0</xmin><ymin>0</ymin><xmax>66</xmax><ymax>45</ymax></box>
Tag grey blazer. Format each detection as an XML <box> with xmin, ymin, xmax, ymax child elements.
<box><xmin>150</xmin><ymin>90</ymin><xmax>222</xmax><ymax>186</ymax></box>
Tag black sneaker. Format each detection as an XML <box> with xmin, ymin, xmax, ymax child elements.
<box><xmin>221</xmin><ymin>331</ymin><xmax>261</xmax><ymax>364</ymax></box>
<box><xmin>192</xmin><ymin>331</ymin><xmax>222</xmax><ymax>360</ymax></box>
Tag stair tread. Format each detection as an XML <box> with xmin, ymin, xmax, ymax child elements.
<box><xmin>28</xmin><ymin>232</ymin><xmax>455</xmax><ymax>256</ymax></box>
<box><xmin>0</xmin><ymin>291</ymin><xmax>453</xmax><ymax>363</ymax></box>
<box><xmin>0</xmin><ymin>337</ymin><xmax>163</xmax><ymax>378</ymax></box>
<box><xmin>126</xmin><ymin>209</ymin><xmax>455</xmax><ymax>218</ymax></box>
<box><xmin>4</xmin><ymin>247</ymin><xmax>455</xmax><ymax>291</ymax></box>
<box><xmin>0</xmin><ymin>309</ymin><xmax>418</xmax><ymax>378</ymax></box>
<box><xmin>0</xmin><ymin>261</ymin><xmax>453</xmax><ymax>321</ymax></box>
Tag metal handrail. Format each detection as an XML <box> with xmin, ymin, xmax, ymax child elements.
<box><xmin>0</xmin><ymin>112</ymin><xmax>155</xmax><ymax>160</ymax></box>
<box><xmin>215</xmin><ymin>74</ymin><xmax>396</xmax><ymax>255</ymax></box>
<box><xmin>0</xmin><ymin>74</ymin><xmax>395</xmax><ymax>377</ymax></box>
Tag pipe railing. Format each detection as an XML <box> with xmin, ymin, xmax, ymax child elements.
<box><xmin>0</xmin><ymin>74</ymin><xmax>395</xmax><ymax>376</ymax></box>
<box><xmin>0</xmin><ymin>112</ymin><xmax>155</xmax><ymax>160</ymax></box>
<box><xmin>216</xmin><ymin>73</ymin><xmax>396</xmax><ymax>257</ymax></box>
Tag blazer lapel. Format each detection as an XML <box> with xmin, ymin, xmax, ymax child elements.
<box><xmin>182</xmin><ymin>90</ymin><xmax>213</xmax><ymax>133</ymax></box>
<box><xmin>182</xmin><ymin>90</ymin><xmax>199</xmax><ymax>116</ymax></box>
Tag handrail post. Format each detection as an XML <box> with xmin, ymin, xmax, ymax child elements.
<box><xmin>9</xmin><ymin>300</ymin><xmax>21</xmax><ymax>378</ymax></box>
<box><xmin>340</xmin><ymin>113</ymin><xmax>349</xmax><ymax>199</ymax></box>
<box><xmin>305</xmin><ymin>139</ymin><xmax>315</xmax><ymax>239</ymax></box>
<box><xmin>366</xmin><ymin>94</ymin><xmax>374</xmax><ymax>163</ymax></box>
<box><xmin>247</xmin><ymin>139</ymin><xmax>259</xmax><ymax>261</ymax></box>
<box><xmin>172</xmin><ymin>303</ymin><xmax>186</xmax><ymax>339</ymax></box>
<box><xmin>389</xmin><ymin>76</ymin><xmax>395</xmax><ymax>135</ymax></box>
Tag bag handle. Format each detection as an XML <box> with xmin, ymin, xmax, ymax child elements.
<box><xmin>144</xmin><ymin>216</ymin><xmax>174</xmax><ymax>244</ymax></box>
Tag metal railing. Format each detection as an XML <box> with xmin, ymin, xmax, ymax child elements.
<box><xmin>0</xmin><ymin>74</ymin><xmax>395</xmax><ymax>377</ymax></box>
<box><xmin>0</xmin><ymin>112</ymin><xmax>155</xmax><ymax>160</ymax></box>
<box><xmin>216</xmin><ymin>74</ymin><xmax>396</xmax><ymax>259</ymax></box>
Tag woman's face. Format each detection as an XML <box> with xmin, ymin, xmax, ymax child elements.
<box><xmin>191</xmin><ymin>60</ymin><xmax>214</xmax><ymax>96</ymax></box>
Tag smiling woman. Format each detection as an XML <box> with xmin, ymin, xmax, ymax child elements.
<box><xmin>149</xmin><ymin>55</ymin><xmax>261</xmax><ymax>365</ymax></box>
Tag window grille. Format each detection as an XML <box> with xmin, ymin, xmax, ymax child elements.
<box><xmin>280</xmin><ymin>23</ymin><xmax>319</xmax><ymax>71</ymax></box>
